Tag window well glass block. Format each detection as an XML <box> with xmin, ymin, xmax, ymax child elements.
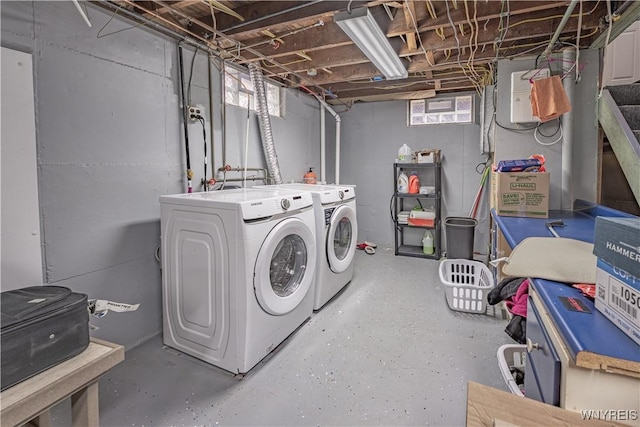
<box><xmin>456</xmin><ymin>112</ymin><xmax>472</xmax><ymax>123</ymax></box>
<box><xmin>441</xmin><ymin>112</ymin><xmax>456</xmax><ymax>123</ymax></box>
<box><xmin>411</xmin><ymin>114</ymin><xmax>425</xmax><ymax>125</ymax></box>
<box><xmin>456</xmin><ymin>95</ymin><xmax>472</xmax><ymax>111</ymax></box>
<box><xmin>410</xmin><ymin>100</ymin><xmax>426</xmax><ymax>114</ymax></box>
<box><xmin>426</xmin><ymin>114</ymin><xmax>440</xmax><ymax>124</ymax></box>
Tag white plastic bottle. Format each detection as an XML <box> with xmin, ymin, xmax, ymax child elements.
<box><xmin>398</xmin><ymin>144</ymin><xmax>412</xmax><ymax>162</ymax></box>
<box><xmin>397</xmin><ymin>171</ymin><xmax>408</xmax><ymax>193</ymax></box>
<box><xmin>422</xmin><ymin>230</ymin><xmax>434</xmax><ymax>255</ymax></box>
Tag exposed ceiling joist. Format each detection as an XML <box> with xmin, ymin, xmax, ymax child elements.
<box><xmin>386</xmin><ymin>1</ymin><xmax>570</xmax><ymax>36</ymax></box>
<box><xmin>96</xmin><ymin>0</ymin><xmax>612</xmax><ymax>103</ymax></box>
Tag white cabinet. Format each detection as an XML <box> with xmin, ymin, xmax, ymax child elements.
<box><xmin>602</xmin><ymin>21</ymin><xmax>640</xmax><ymax>86</ymax></box>
<box><xmin>1</xmin><ymin>47</ymin><xmax>43</xmax><ymax>290</ymax></box>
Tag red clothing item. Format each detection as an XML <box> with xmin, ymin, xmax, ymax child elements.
<box><xmin>505</xmin><ymin>279</ymin><xmax>530</xmax><ymax>318</ymax></box>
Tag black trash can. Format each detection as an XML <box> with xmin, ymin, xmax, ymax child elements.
<box><xmin>444</xmin><ymin>217</ymin><xmax>478</xmax><ymax>260</ymax></box>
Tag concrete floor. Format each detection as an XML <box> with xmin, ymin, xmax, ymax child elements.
<box><xmin>68</xmin><ymin>248</ymin><xmax>513</xmax><ymax>426</ymax></box>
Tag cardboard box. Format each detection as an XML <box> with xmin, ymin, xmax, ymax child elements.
<box><xmin>415</xmin><ymin>149</ymin><xmax>441</xmax><ymax>163</ymax></box>
<box><xmin>593</xmin><ymin>216</ymin><xmax>640</xmax><ymax>278</ymax></box>
<box><xmin>595</xmin><ymin>258</ymin><xmax>640</xmax><ymax>345</ymax></box>
<box><xmin>491</xmin><ymin>171</ymin><xmax>549</xmax><ymax>218</ymax></box>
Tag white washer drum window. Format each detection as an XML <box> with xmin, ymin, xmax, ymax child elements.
<box><xmin>271</xmin><ymin>235</ymin><xmax>306</xmax><ymax>297</ymax></box>
<box><xmin>327</xmin><ymin>204</ymin><xmax>357</xmax><ymax>274</ymax></box>
<box><xmin>254</xmin><ymin>217</ymin><xmax>316</xmax><ymax>315</ymax></box>
<box><xmin>334</xmin><ymin>217</ymin><xmax>352</xmax><ymax>260</ymax></box>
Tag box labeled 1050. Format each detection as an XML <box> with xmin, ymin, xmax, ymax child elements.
<box><xmin>595</xmin><ymin>258</ymin><xmax>640</xmax><ymax>345</ymax></box>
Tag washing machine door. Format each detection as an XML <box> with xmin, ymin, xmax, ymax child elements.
<box><xmin>326</xmin><ymin>204</ymin><xmax>357</xmax><ymax>274</ymax></box>
<box><xmin>254</xmin><ymin>217</ymin><xmax>316</xmax><ymax>315</ymax></box>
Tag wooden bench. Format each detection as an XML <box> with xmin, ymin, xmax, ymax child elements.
<box><xmin>1</xmin><ymin>338</ymin><xmax>124</xmax><ymax>427</ymax></box>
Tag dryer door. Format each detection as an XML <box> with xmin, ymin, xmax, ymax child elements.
<box><xmin>254</xmin><ymin>217</ymin><xmax>316</xmax><ymax>315</ymax></box>
<box><xmin>326</xmin><ymin>204</ymin><xmax>357</xmax><ymax>273</ymax></box>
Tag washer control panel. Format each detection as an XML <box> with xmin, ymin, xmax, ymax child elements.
<box><xmin>241</xmin><ymin>191</ymin><xmax>313</xmax><ymax>220</ymax></box>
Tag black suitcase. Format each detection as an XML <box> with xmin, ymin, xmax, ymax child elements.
<box><xmin>1</xmin><ymin>286</ymin><xmax>90</xmax><ymax>391</ymax></box>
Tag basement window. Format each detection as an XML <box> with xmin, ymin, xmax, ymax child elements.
<box><xmin>409</xmin><ymin>95</ymin><xmax>473</xmax><ymax>126</ymax></box>
<box><xmin>224</xmin><ymin>68</ymin><xmax>283</xmax><ymax>117</ymax></box>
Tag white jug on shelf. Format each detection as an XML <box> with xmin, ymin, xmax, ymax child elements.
<box><xmin>422</xmin><ymin>230</ymin><xmax>434</xmax><ymax>255</ymax></box>
<box><xmin>397</xmin><ymin>144</ymin><xmax>412</xmax><ymax>163</ymax></box>
<box><xmin>397</xmin><ymin>171</ymin><xmax>409</xmax><ymax>193</ymax></box>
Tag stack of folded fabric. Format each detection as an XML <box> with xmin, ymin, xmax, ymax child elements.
<box><xmin>397</xmin><ymin>211</ymin><xmax>410</xmax><ymax>225</ymax></box>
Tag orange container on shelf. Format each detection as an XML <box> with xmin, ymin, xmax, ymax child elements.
<box><xmin>408</xmin><ymin>171</ymin><xmax>420</xmax><ymax>194</ymax></box>
<box><xmin>303</xmin><ymin>168</ymin><xmax>317</xmax><ymax>184</ymax></box>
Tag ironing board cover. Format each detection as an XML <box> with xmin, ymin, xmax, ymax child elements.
<box><xmin>502</xmin><ymin>237</ymin><xmax>597</xmax><ymax>284</ymax></box>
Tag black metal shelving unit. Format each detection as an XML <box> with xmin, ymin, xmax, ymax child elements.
<box><xmin>392</xmin><ymin>162</ymin><xmax>442</xmax><ymax>259</ymax></box>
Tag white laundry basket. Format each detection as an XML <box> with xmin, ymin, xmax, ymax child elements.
<box><xmin>438</xmin><ymin>259</ymin><xmax>494</xmax><ymax>314</ymax></box>
<box><xmin>497</xmin><ymin>344</ymin><xmax>527</xmax><ymax>397</ymax></box>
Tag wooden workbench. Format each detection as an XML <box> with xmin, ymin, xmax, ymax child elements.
<box><xmin>466</xmin><ymin>381</ymin><xmax>628</xmax><ymax>427</ymax></box>
<box><xmin>492</xmin><ymin>204</ymin><xmax>640</xmax><ymax>377</ymax></box>
<box><xmin>0</xmin><ymin>338</ymin><xmax>124</xmax><ymax>427</ymax></box>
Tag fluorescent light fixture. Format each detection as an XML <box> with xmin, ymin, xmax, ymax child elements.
<box><xmin>334</xmin><ymin>7</ymin><xmax>408</xmax><ymax>80</ymax></box>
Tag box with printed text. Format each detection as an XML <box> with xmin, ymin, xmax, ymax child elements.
<box><xmin>593</xmin><ymin>216</ymin><xmax>640</xmax><ymax>278</ymax></box>
<box><xmin>490</xmin><ymin>171</ymin><xmax>549</xmax><ymax>218</ymax></box>
<box><xmin>594</xmin><ymin>258</ymin><xmax>640</xmax><ymax>345</ymax></box>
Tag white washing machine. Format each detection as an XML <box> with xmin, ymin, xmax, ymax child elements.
<box><xmin>264</xmin><ymin>184</ymin><xmax>357</xmax><ymax>310</ymax></box>
<box><xmin>159</xmin><ymin>188</ymin><xmax>316</xmax><ymax>374</ymax></box>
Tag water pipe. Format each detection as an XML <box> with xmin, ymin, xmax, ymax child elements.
<box><xmin>562</xmin><ymin>48</ymin><xmax>576</xmax><ymax>210</ymax></box>
<box><xmin>178</xmin><ymin>44</ymin><xmax>193</xmax><ymax>192</ymax></box>
<box><xmin>320</xmin><ymin>103</ymin><xmax>326</xmax><ymax>183</ymax></box>
<box><xmin>313</xmin><ymin>95</ymin><xmax>341</xmax><ymax>184</ymax></box>
<box><xmin>541</xmin><ymin>0</ymin><xmax>578</xmax><ymax>58</ymax></box>
<box><xmin>208</xmin><ymin>52</ymin><xmax>216</xmax><ymax>187</ymax></box>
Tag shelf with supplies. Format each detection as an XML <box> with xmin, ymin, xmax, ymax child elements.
<box><xmin>392</xmin><ymin>162</ymin><xmax>442</xmax><ymax>259</ymax></box>
<box><xmin>395</xmin><ymin>193</ymin><xmax>440</xmax><ymax>200</ymax></box>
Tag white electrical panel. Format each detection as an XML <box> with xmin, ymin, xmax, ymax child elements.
<box><xmin>510</xmin><ymin>69</ymin><xmax>550</xmax><ymax>123</ymax></box>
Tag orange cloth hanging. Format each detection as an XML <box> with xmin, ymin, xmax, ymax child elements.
<box><xmin>530</xmin><ymin>75</ymin><xmax>571</xmax><ymax>123</ymax></box>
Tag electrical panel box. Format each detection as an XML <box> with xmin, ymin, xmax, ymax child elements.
<box><xmin>510</xmin><ymin>69</ymin><xmax>550</xmax><ymax>123</ymax></box>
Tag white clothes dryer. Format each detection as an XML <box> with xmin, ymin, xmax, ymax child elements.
<box><xmin>159</xmin><ymin>188</ymin><xmax>316</xmax><ymax>374</ymax></box>
<box><xmin>264</xmin><ymin>184</ymin><xmax>357</xmax><ymax>310</ymax></box>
